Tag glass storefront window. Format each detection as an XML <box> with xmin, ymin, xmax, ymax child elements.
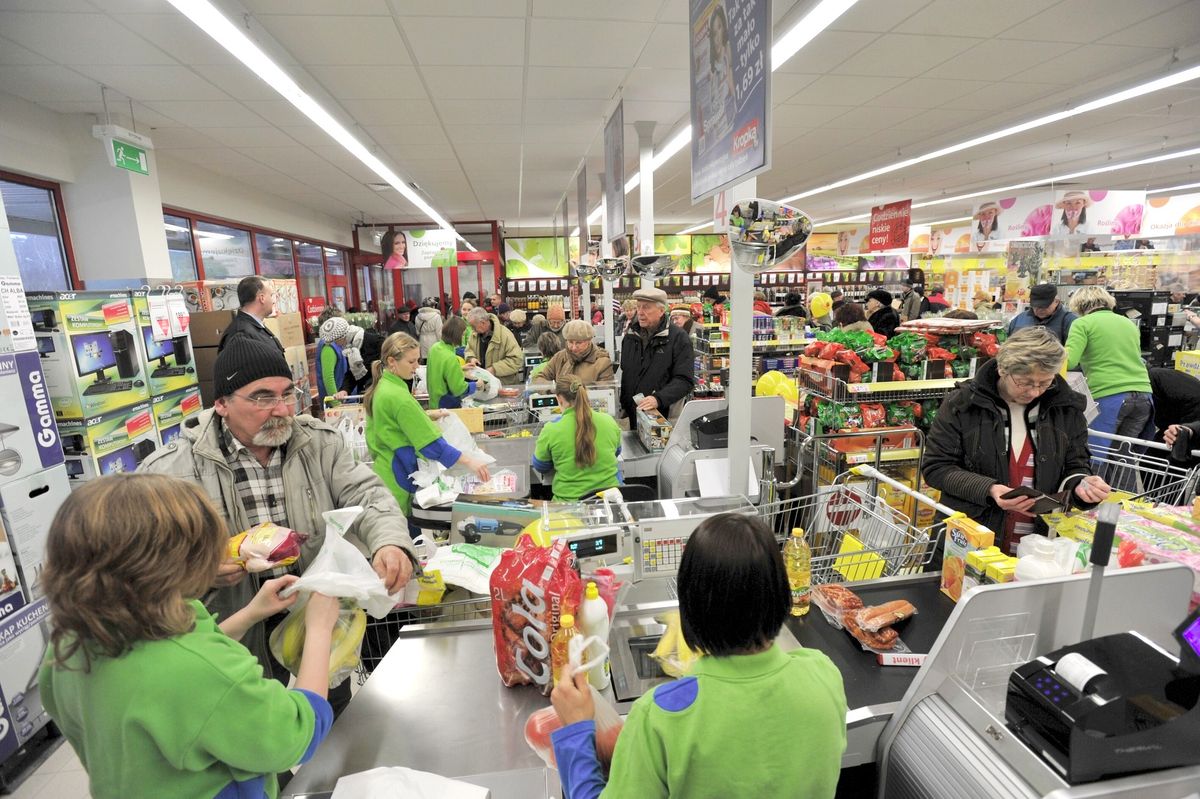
<box><xmin>1</xmin><ymin>178</ymin><xmax>71</xmax><ymax>291</ymax></box>
<box><xmin>196</xmin><ymin>221</ymin><xmax>253</xmax><ymax>279</ymax></box>
<box><xmin>324</xmin><ymin>247</ymin><xmax>346</xmax><ymax>275</ymax></box>
<box><xmin>296</xmin><ymin>241</ymin><xmax>325</xmax><ymax>302</ymax></box>
<box><xmin>256</xmin><ymin>234</ymin><xmax>295</xmax><ymax>277</ymax></box>
<box><xmin>162</xmin><ymin>214</ymin><xmax>197</xmax><ymax>282</ymax></box>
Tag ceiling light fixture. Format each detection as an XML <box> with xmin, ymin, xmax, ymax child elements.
<box><xmin>678</xmin><ymin>221</ymin><xmax>714</xmax><ymax>235</ymax></box>
<box><xmin>779</xmin><ymin>62</ymin><xmax>1200</xmax><ymax>205</ymax></box>
<box><xmin>1148</xmin><ymin>180</ymin><xmax>1200</xmax><ymax>194</ymax></box>
<box><xmin>165</xmin><ymin>0</ymin><xmax>475</xmax><ymax>251</ymax></box>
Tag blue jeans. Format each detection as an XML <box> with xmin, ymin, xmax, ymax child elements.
<box><xmin>1089</xmin><ymin>392</ymin><xmax>1155</xmax><ymax>492</ymax></box>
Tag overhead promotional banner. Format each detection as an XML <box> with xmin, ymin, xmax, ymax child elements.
<box><xmin>603</xmin><ymin>102</ymin><xmax>625</xmax><ymax>245</ymax></box>
<box><xmin>504</xmin><ymin>237</ymin><xmax>578</xmax><ymax>279</ymax></box>
<box><xmin>689</xmin><ymin>0</ymin><xmax>771</xmax><ymax>203</ymax></box>
<box><xmin>1050</xmin><ymin>190</ymin><xmax>1145</xmax><ymax>238</ymax></box>
<box><xmin>926</xmin><ymin>223</ymin><xmax>975</xmax><ymax>254</ymax></box>
<box><xmin>970</xmin><ymin>192</ymin><xmax>1054</xmax><ymax>245</ymax></box>
<box><xmin>808</xmin><ymin>228</ymin><xmax>864</xmax><ymax>257</ymax></box>
<box><xmin>868</xmin><ymin>200</ymin><xmax>912</xmax><ymax>252</ymax></box>
<box><xmin>1143</xmin><ymin>192</ymin><xmax>1200</xmax><ymax>237</ymax></box>
<box><xmin>403</xmin><ymin>229</ymin><xmax>457</xmax><ymax>268</ymax></box>
<box><xmin>576</xmin><ymin>170</ymin><xmax>589</xmax><ymax>262</ymax></box>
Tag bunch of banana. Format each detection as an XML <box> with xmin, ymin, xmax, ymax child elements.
<box><xmin>651</xmin><ymin>610</ymin><xmax>700</xmax><ymax>678</ymax></box>
<box><xmin>269</xmin><ymin>599</ymin><xmax>367</xmax><ymax>687</ymax></box>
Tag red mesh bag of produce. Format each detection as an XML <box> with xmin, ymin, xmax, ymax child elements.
<box><xmin>491</xmin><ymin>537</ymin><xmax>582</xmax><ymax>695</ymax></box>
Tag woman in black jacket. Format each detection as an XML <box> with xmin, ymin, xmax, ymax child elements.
<box><xmin>865</xmin><ymin>289</ymin><xmax>901</xmax><ymax>339</ymax></box>
<box><xmin>922</xmin><ymin>327</ymin><xmax>1110</xmax><ymax>555</ymax></box>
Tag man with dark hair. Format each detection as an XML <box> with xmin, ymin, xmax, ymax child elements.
<box><xmin>218</xmin><ymin>275</ymin><xmax>284</xmax><ymax>354</ymax></box>
<box><xmin>1007</xmin><ymin>283</ymin><xmax>1077</xmax><ymax>343</ymax></box>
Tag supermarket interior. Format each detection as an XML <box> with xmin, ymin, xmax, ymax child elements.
<box><xmin>3</xmin><ymin>1</ymin><xmax>1200</xmax><ymax>798</ymax></box>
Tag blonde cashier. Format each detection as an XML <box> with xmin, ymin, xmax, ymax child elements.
<box><xmin>365</xmin><ymin>333</ymin><xmax>490</xmax><ymax>516</ymax></box>
<box><xmin>532</xmin><ymin>377</ymin><xmax>622</xmax><ymax>502</ymax></box>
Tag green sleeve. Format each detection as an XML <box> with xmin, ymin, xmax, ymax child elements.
<box><xmin>1064</xmin><ymin>316</ymin><xmax>1086</xmax><ymax>371</ymax></box>
<box><xmin>319</xmin><ymin>346</ymin><xmax>339</xmax><ymax>395</ymax></box>
<box><xmin>437</xmin><ymin>347</ymin><xmax>468</xmax><ymax>396</ymax></box>
<box><xmin>534</xmin><ymin>423</ymin><xmax>553</xmax><ymax>464</ymax></box>
<box><xmin>600</xmin><ymin>699</ymin><xmax>669</xmax><ymax>798</ymax></box>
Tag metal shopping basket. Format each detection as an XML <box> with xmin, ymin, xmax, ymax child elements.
<box><xmin>1086</xmin><ymin>429</ymin><xmax>1200</xmax><ymax>504</ymax></box>
<box><xmin>323</xmin><ymin>396</ymin><xmax>369</xmax><ymax>463</ymax></box>
<box><xmin>359</xmin><ymin>589</ymin><xmax>493</xmax><ymax>680</ymax></box>
<box><xmin>755</xmin><ymin>464</ymin><xmax>943</xmax><ymax>584</ymax></box>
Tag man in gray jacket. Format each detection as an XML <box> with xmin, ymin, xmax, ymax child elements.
<box><xmin>140</xmin><ymin>335</ymin><xmax>416</xmax><ymax>711</ymax></box>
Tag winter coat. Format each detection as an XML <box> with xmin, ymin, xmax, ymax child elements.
<box><xmin>922</xmin><ymin>358</ymin><xmax>1096</xmax><ymax>537</ymax></box>
<box><xmin>539</xmin><ymin>344</ymin><xmax>614</xmax><ymax>385</ymax></box>
<box><xmin>414</xmin><ymin>307</ymin><xmax>443</xmax><ymax>359</ymax></box>
<box><xmin>466</xmin><ymin>314</ymin><xmax>524</xmax><ymax>384</ymax></box>
<box><xmin>900</xmin><ymin>290</ymin><xmax>923</xmax><ymax>322</ymax></box>
<box><xmin>619</xmin><ymin>317</ymin><xmax>695</xmax><ymax>419</ymax></box>
<box><xmin>217</xmin><ymin>310</ymin><xmax>284</xmax><ymax>354</ymax></box>
<box><xmin>1007</xmin><ymin>305</ymin><xmax>1077</xmax><ymax>343</ymax></box>
<box><xmin>868</xmin><ymin>305</ymin><xmax>901</xmax><ymax>339</ymax></box>
<box><xmin>138</xmin><ymin>409</ymin><xmax>414</xmax><ymax>670</ymax></box>
<box><xmin>387</xmin><ymin>316</ymin><xmax>418</xmax><ymax>340</ymax></box>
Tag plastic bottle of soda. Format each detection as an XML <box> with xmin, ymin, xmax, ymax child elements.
<box><xmin>551</xmin><ymin>614</ymin><xmax>579</xmax><ymax>685</ymax></box>
<box><xmin>783</xmin><ymin>528</ymin><xmax>811</xmax><ymax>616</ymax></box>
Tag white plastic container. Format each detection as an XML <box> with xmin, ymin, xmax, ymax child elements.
<box><xmin>1015</xmin><ymin>537</ymin><xmax>1071</xmax><ymax>581</ymax></box>
<box><xmin>578</xmin><ymin>581</ymin><xmax>611</xmax><ymax>690</ymax></box>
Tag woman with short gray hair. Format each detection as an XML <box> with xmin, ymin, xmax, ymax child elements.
<box><xmin>923</xmin><ymin>327</ymin><xmax>1109</xmax><ymax>555</ymax></box>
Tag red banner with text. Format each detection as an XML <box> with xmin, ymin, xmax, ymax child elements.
<box><xmin>868</xmin><ymin>200</ymin><xmax>912</xmax><ymax>252</ymax></box>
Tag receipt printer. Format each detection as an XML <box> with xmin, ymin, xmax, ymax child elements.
<box><xmin>1005</xmin><ymin>627</ymin><xmax>1200</xmax><ymax>784</ymax></box>
<box><xmin>690</xmin><ymin>411</ymin><xmax>729</xmax><ymax>450</ymax></box>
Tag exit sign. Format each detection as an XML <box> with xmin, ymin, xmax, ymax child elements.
<box><xmin>110</xmin><ymin>139</ymin><xmax>148</xmax><ymax>175</ymax></box>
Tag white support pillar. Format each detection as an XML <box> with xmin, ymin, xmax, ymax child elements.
<box><xmin>724</xmin><ymin>177</ymin><xmax>757</xmax><ymax>498</ymax></box>
<box><xmin>635</xmin><ymin>121</ymin><xmax>656</xmax><ymax>289</ymax></box>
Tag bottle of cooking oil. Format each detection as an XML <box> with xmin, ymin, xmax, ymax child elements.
<box><xmin>783</xmin><ymin>527</ymin><xmax>811</xmax><ymax>617</ymax></box>
<box><xmin>551</xmin><ymin>614</ymin><xmax>579</xmax><ymax>685</ymax></box>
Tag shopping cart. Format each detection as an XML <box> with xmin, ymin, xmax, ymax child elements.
<box><xmin>323</xmin><ymin>396</ymin><xmax>369</xmax><ymax>463</ymax></box>
<box><xmin>1086</xmin><ymin>429</ymin><xmax>1200</xmax><ymax>504</ymax></box>
<box><xmin>359</xmin><ymin>589</ymin><xmax>493</xmax><ymax>680</ymax></box>
<box><xmin>755</xmin><ymin>464</ymin><xmax>943</xmax><ymax>584</ymax></box>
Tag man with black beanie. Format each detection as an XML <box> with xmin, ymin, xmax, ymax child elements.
<box><xmin>140</xmin><ymin>335</ymin><xmax>417</xmax><ymax>716</ymax></box>
<box><xmin>218</xmin><ymin>275</ymin><xmax>285</xmax><ymax>353</ymax></box>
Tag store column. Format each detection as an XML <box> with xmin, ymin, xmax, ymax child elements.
<box><xmin>724</xmin><ymin>177</ymin><xmax>756</xmax><ymax>496</ymax></box>
<box><xmin>59</xmin><ymin>119</ymin><xmax>172</xmax><ymax>288</ymax></box>
<box><xmin>635</xmin><ymin>121</ymin><xmax>655</xmax><ymax>289</ymax></box>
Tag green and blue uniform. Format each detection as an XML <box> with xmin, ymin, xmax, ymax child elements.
<box><xmin>316</xmin><ymin>339</ymin><xmax>347</xmax><ymax>406</ymax></box>
<box><xmin>40</xmin><ymin>600</ymin><xmax>331</xmax><ymax>799</ymax></box>
<box><xmin>532</xmin><ymin>407</ymin><xmax>622</xmax><ymax>501</ymax></box>
<box><xmin>552</xmin><ymin>645</ymin><xmax>846</xmax><ymax>799</ymax></box>
<box><xmin>426</xmin><ymin>340</ymin><xmax>476</xmax><ymax>409</ymax></box>
<box><xmin>366</xmin><ymin>371</ymin><xmax>460</xmax><ymax>515</ymax></box>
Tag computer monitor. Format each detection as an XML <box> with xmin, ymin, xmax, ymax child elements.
<box><xmin>97</xmin><ymin>445</ymin><xmax>138</xmax><ymax>475</ymax></box>
<box><xmin>70</xmin><ymin>332</ymin><xmax>117</xmax><ymax>379</ymax></box>
<box><xmin>158</xmin><ymin>424</ymin><xmax>181</xmax><ymax>446</ymax></box>
<box><xmin>36</xmin><ymin>337</ymin><xmax>55</xmax><ymax>356</ymax></box>
<box><xmin>141</xmin><ymin>326</ymin><xmax>174</xmax><ymax>365</ymax></box>
<box><xmin>63</xmin><ymin>459</ymin><xmax>84</xmax><ymax>479</ymax></box>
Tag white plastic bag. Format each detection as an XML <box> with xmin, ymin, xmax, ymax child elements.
<box><xmin>331</xmin><ymin>767</ymin><xmax>488</xmax><ymax>799</ymax></box>
<box><xmin>469</xmin><ymin>367</ymin><xmax>500</xmax><ymax>402</ymax></box>
<box><xmin>408</xmin><ymin>415</ymin><xmax>496</xmax><ymax>496</ymax></box>
<box><xmin>281</xmin><ymin>507</ymin><xmax>397</xmax><ymax>619</ymax></box>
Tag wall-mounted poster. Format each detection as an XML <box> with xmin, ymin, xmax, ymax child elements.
<box><xmin>403</xmin><ymin>229</ymin><xmax>458</xmax><ymax>269</ymax></box>
<box><xmin>1050</xmin><ymin>190</ymin><xmax>1145</xmax><ymax>238</ymax></box>
<box><xmin>1143</xmin><ymin>192</ymin><xmax>1200</xmax><ymax>237</ymax></box>
<box><xmin>503</xmin><ymin>237</ymin><xmax>580</xmax><ymax>279</ymax></box>
<box><xmin>689</xmin><ymin>0</ymin><xmax>771</xmax><ymax>202</ymax></box>
<box><xmin>691</xmin><ymin>234</ymin><xmax>731</xmax><ymax>272</ymax></box>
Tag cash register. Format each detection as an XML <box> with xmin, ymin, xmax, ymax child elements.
<box><xmin>1005</xmin><ymin>607</ymin><xmax>1200</xmax><ymax>784</ymax></box>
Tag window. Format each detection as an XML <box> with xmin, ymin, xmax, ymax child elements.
<box><xmin>324</xmin><ymin>247</ymin><xmax>346</xmax><ymax>275</ymax></box>
<box><xmin>296</xmin><ymin>241</ymin><xmax>325</xmax><ymax>301</ymax></box>
<box><xmin>162</xmin><ymin>214</ymin><xmax>198</xmax><ymax>281</ymax></box>
<box><xmin>1</xmin><ymin>178</ymin><xmax>71</xmax><ymax>291</ymax></box>
<box><xmin>256</xmin><ymin>234</ymin><xmax>295</xmax><ymax>277</ymax></box>
<box><xmin>196</xmin><ymin>221</ymin><xmax>253</xmax><ymax>279</ymax></box>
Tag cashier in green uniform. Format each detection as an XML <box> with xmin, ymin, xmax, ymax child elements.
<box><xmin>532</xmin><ymin>377</ymin><xmax>622</xmax><ymax>502</ymax></box>
<box><xmin>425</xmin><ymin>316</ymin><xmax>477</xmax><ymax>409</ymax></box>
<box><xmin>365</xmin><ymin>332</ymin><xmax>491</xmax><ymax>516</ymax></box>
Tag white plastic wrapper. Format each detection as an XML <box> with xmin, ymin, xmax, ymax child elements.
<box><xmin>331</xmin><ymin>767</ymin><xmax>487</xmax><ymax>799</ymax></box>
<box><xmin>424</xmin><ymin>543</ymin><xmax>504</xmax><ymax>595</ymax></box>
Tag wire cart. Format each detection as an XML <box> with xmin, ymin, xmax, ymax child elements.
<box><xmin>1086</xmin><ymin>429</ymin><xmax>1200</xmax><ymax>504</ymax></box>
<box><xmin>322</xmin><ymin>396</ymin><xmax>369</xmax><ymax>463</ymax></box>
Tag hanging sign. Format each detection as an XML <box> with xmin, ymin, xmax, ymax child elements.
<box><xmin>403</xmin><ymin>229</ymin><xmax>458</xmax><ymax>269</ymax></box>
<box><xmin>868</xmin><ymin>200</ymin><xmax>912</xmax><ymax>252</ymax></box>
<box><xmin>1143</xmin><ymin>192</ymin><xmax>1200</xmax><ymax>237</ymax></box>
<box><xmin>689</xmin><ymin>0</ymin><xmax>771</xmax><ymax>202</ymax></box>
<box><xmin>603</xmin><ymin>102</ymin><xmax>626</xmax><ymax>245</ymax></box>
<box><xmin>92</xmin><ymin>124</ymin><xmax>153</xmax><ymax>176</ymax></box>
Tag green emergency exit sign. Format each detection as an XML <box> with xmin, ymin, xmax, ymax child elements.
<box><xmin>110</xmin><ymin>138</ymin><xmax>149</xmax><ymax>175</ymax></box>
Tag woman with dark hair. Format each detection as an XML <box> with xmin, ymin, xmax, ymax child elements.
<box><xmin>865</xmin><ymin>290</ymin><xmax>900</xmax><ymax>339</ymax></box>
<box><xmin>775</xmin><ymin>291</ymin><xmax>807</xmax><ymax>319</ymax></box>
<box><xmin>835</xmin><ymin>302</ymin><xmax>873</xmax><ymax>333</ymax></box>
<box><xmin>380</xmin><ymin>230</ymin><xmax>407</xmax><ymax>269</ymax></box>
<box><xmin>550</xmin><ymin>512</ymin><xmax>847</xmax><ymax>797</ymax></box>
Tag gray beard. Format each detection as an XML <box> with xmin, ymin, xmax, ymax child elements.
<box><xmin>253</xmin><ymin>420</ymin><xmax>293</xmax><ymax>448</ymax></box>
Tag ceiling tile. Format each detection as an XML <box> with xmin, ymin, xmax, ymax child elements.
<box><xmin>187</xmin><ymin>64</ymin><xmax>280</xmax><ymax>101</ymax></box>
<box><xmin>0</xmin><ymin>37</ymin><xmax>51</xmax><ymax>65</ymax></box>
<box><xmin>449</xmin><ymin>125</ymin><xmax>525</xmax><ymax>145</ymax></box>
<box><xmin>79</xmin><ymin>65</ymin><xmax>231</xmax><ymax>102</ymax></box>
<box><xmin>257</xmin><ymin>15</ymin><xmax>411</xmax><ymax>65</ymax></box>
<box><xmin>389</xmin><ymin>0</ymin><xmax>526</xmax><ymax>16</ymax></box>
<box><xmin>827</xmin><ymin>0</ymin><xmax>932</xmax><ymax>33</ymax></box>
<box><xmin>141</xmin><ymin>100</ymin><xmax>270</xmax><ymax>128</ymax></box>
<box><xmin>1097</xmin><ymin>1</ymin><xmax>1200</xmax><ymax>48</ymax></box>
<box><xmin>893</xmin><ymin>0</ymin><xmax>1050</xmax><ymax>36</ymax></box>
<box><xmin>338</xmin><ymin>97</ymin><xmax>439</xmax><ymax>126</ymax></box>
<box><xmin>111</xmin><ymin>13</ymin><xmax>236</xmax><ymax>65</ymax></box>
<box><xmin>0</xmin><ymin>65</ymin><xmax>99</xmax><ymax>102</ymax></box>
<box><xmin>366</xmin><ymin>124</ymin><xmax>451</xmax><ymax>148</ymax></box>
<box><xmin>243</xmin><ymin>0</ymin><xmax>391</xmax><ymax>13</ymax></box>
<box><xmin>306</xmin><ymin>65</ymin><xmax>427</xmax><ymax>100</ymax></box>
<box><xmin>531</xmin><ymin>0</ymin><xmax>661</xmax><ymax>21</ymax></box>
<box><xmin>201</xmin><ymin>126</ymin><xmax>301</xmax><ymax>148</ymax></box>
<box><xmin>524</xmin><ymin>123</ymin><xmax>596</xmax><ymax>145</ymax></box>
<box><xmin>529</xmin><ymin>18</ymin><xmax>654</xmax><ymax>68</ymax></box>
<box><xmin>401</xmin><ymin>17</ymin><xmax>526</xmax><ymax>66</ymax></box>
<box><xmin>277</xmin><ymin>125</ymin><xmax>343</xmax><ymax>147</ymax></box>
<box><xmin>921</xmin><ymin>38</ymin><xmax>1066</xmax><ymax>82</ymax></box>
<box><xmin>241</xmin><ymin>99</ymin><xmax>320</xmax><ymax>128</ymax></box>
<box><xmin>161</xmin><ymin>148</ymin><xmax>286</xmax><ymax>177</ymax></box>
<box><xmin>832</xmin><ymin>33</ymin><xmax>981</xmax><ymax>77</ymax></box>
<box><xmin>773</xmin><ymin>30</ymin><xmax>880</xmax><ymax>75</ymax></box>
<box><xmin>525</xmin><ymin>98</ymin><xmax>608</xmax><ymax>125</ymax></box>
<box><xmin>620</xmin><ymin>99</ymin><xmax>690</xmax><ymax>128</ymax></box>
<box><xmin>620</xmin><ymin>68</ymin><xmax>688</xmax><ymax>102</ymax></box>
<box><xmin>786</xmin><ymin>74</ymin><xmax>907</xmax><ymax>106</ymax></box>
<box><xmin>635</xmin><ymin>23</ymin><xmax>687</xmax><ymax>70</ymax></box>
<box><xmin>870</xmin><ymin>76</ymin><xmax>993</xmax><ymax>109</ymax></box>
<box><xmin>144</xmin><ymin>127</ymin><xmax>224</xmax><ymax>150</ymax></box>
<box><xmin>771</xmin><ymin>103</ymin><xmax>849</xmax><ymax>128</ymax></box>
<box><xmin>1006</xmin><ymin>44</ymin><xmax>1168</xmax><ymax>85</ymax></box>
<box><xmin>526</xmin><ymin>67</ymin><xmax>624</xmax><ymax>100</ymax></box>
<box><xmin>952</xmin><ymin>80</ymin><xmax>1070</xmax><ymax>111</ymax></box>
<box><xmin>0</xmin><ymin>0</ymin><xmax>99</xmax><ymax>10</ymax></box>
<box><xmin>422</xmin><ymin>66</ymin><xmax>524</xmax><ymax>100</ymax></box>
<box><xmin>999</xmin><ymin>0</ymin><xmax>1188</xmax><ymax>44</ymax></box>
<box><xmin>0</xmin><ymin>11</ymin><xmax>174</xmax><ymax>64</ymax></box>
<box><xmin>435</xmin><ymin>98</ymin><xmax>525</xmax><ymax>125</ymax></box>
<box><xmin>772</xmin><ymin>72</ymin><xmax>821</xmax><ymax>104</ymax></box>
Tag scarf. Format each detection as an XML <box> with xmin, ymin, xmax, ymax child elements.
<box><xmin>568</xmin><ymin>341</ymin><xmax>595</xmax><ymax>363</ymax></box>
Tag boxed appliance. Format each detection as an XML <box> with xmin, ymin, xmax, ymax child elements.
<box><xmin>151</xmin><ymin>386</ymin><xmax>203</xmax><ymax>446</ymax></box>
<box><xmin>0</xmin><ymin>600</ymin><xmax>53</xmax><ymax>760</ymax></box>
<box><xmin>186</xmin><ymin>310</ymin><xmax>235</xmax><ymax>349</ymax></box>
<box><xmin>0</xmin><ymin>516</ymin><xmax>26</xmax><ymax>622</ymax></box>
<box><xmin>0</xmin><ymin>351</ymin><xmax>64</xmax><ymax>484</ymax></box>
<box><xmin>132</xmin><ymin>292</ymin><xmax>198</xmax><ymax>396</ymax></box>
<box><xmin>59</xmin><ymin>401</ymin><xmax>157</xmax><ymax>481</ymax></box>
<box><xmin>0</xmin><ymin>466</ymin><xmax>70</xmax><ymax>603</ymax></box>
<box><xmin>26</xmin><ymin>292</ymin><xmax>149</xmax><ymax>419</ymax></box>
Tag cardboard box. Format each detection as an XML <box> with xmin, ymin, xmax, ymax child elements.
<box><xmin>132</xmin><ymin>292</ymin><xmax>198</xmax><ymax>396</ymax></box>
<box><xmin>59</xmin><ymin>401</ymin><xmax>157</xmax><ymax>482</ymax></box>
<box><xmin>193</xmin><ymin>345</ymin><xmax>219</xmax><ymax>385</ymax></box>
<box><xmin>0</xmin><ymin>600</ymin><xmax>53</xmax><ymax>756</ymax></box>
<box><xmin>0</xmin><ymin>466</ymin><xmax>70</xmax><ymax>603</ymax></box>
<box><xmin>0</xmin><ymin>516</ymin><xmax>26</xmax><ymax>622</ymax></box>
<box><xmin>25</xmin><ymin>292</ymin><xmax>150</xmax><ymax>420</ymax></box>
<box><xmin>151</xmin><ymin>387</ymin><xmax>203</xmax><ymax>446</ymax></box>
<box><xmin>0</xmin><ymin>351</ymin><xmax>65</xmax><ymax>483</ymax></box>
<box><xmin>275</xmin><ymin>312</ymin><xmax>306</xmax><ymax>349</ymax></box>
<box><xmin>197</xmin><ymin>380</ymin><xmax>215</xmax><ymax>409</ymax></box>
<box><xmin>187</xmin><ymin>310</ymin><xmax>235</xmax><ymax>349</ymax></box>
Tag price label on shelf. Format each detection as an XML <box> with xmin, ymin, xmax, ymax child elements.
<box><xmin>848</xmin><ymin>384</ymin><xmax>869</xmax><ymax>393</ymax></box>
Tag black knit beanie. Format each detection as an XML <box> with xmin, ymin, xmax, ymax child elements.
<box><xmin>213</xmin><ymin>334</ymin><xmax>292</xmax><ymax>398</ymax></box>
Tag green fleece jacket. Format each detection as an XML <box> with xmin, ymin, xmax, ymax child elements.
<box><xmin>1065</xmin><ymin>309</ymin><xmax>1151</xmax><ymax>399</ymax></box>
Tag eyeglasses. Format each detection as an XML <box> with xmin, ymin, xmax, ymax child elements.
<box><xmin>233</xmin><ymin>387</ymin><xmax>305</xmax><ymax>409</ymax></box>
<box><xmin>1005</xmin><ymin>374</ymin><xmax>1055</xmax><ymax>392</ymax></box>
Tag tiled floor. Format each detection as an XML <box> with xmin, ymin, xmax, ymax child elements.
<box><xmin>9</xmin><ymin>740</ymin><xmax>90</xmax><ymax>799</ymax></box>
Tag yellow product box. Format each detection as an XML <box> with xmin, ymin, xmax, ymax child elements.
<box><xmin>940</xmin><ymin>513</ymin><xmax>995</xmax><ymax>602</ymax></box>
<box><xmin>1175</xmin><ymin>350</ymin><xmax>1200</xmax><ymax>380</ymax></box>
<box><xmin>984</xmin><ymin>557</ymin><xmax>1017</xmax><ymax>584</ymax></box>
<box><xmin>963</xmin><ymin>546</ymin><xmax>1007</xmax><ymax>594</ymax></box>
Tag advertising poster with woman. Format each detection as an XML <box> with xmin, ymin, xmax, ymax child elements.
<box><xmin>969</xmin><ymin>192</ymin><xmax>1054</xmax><ymax>249</ymax></box>
<box><xmin>689</xmin><ymin>0</ymin><xmax>771</xmax><ymax>202</ymax></box>
<box><xmin>1049</xmin><ymin>190</ymin><xmax>1146</xmax><ymax>239</ymax></box>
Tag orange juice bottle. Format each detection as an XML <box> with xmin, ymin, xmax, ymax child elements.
<box><xmin>551</xmin><ymin>614</ymin><xmax>578</xmax><ymax>685</ymax></box>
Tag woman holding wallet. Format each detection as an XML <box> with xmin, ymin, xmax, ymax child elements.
<box><xmin>923</xmin><ymin>327</ymin><xmax>1110</xmax><ymax>555</ymax></box>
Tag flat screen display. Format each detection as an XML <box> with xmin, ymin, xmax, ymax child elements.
<box><xmin>567</xmin><ymin>532</ymin><xmax>619</xmax><ymax>559</ymax></box>
<box><xmin>97</xmin><ymin>445</ymin><xmax>138</xmax><ymax>475</ymax></box>
<box><xmin>141</xmin><ymin>327</ymin><xmax>173</xmax><ymax>361</ymax></box>
<box><xmin>1182</xmin><ymin>615</ymin><xmax>1200</xmax><ymax>658</ymax></box>
<box><xmin>159</xmin><ymin>424</ymin><xmax>181</xmax><ymax>446</ymax></box>
<box><xmin>36</xmin><ymin>337</ymin><xmax>54</xmax><ymax>355</ymax></box>
<box><xmin>70</xmin><ymin>332</ymin><xmax>116</xmax><ymax>376</ymax></box>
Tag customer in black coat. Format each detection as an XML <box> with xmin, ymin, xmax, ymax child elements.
<box><xmin>864</xmin><ymin>289</ymin><xmax>901</xmax><ymax>340</ymax></box>
<box><xmin>619</xmin><ymin>286</ymin><xmax>695</xmax><ymax>421</ymax></box>
<box><xmin>217</xmin><ymin>275</ymin><xmax>284</xmax><ymax>354</ymax></box>
<box><xmin>1151</xmin><ymin>367</ymin><xmax>1200</xmax><ymax>467</ymax></box>
<box><xmin>923</xmin><ymin>327</ymin><xmax>1109</xmax><ymax>555</ymax></box>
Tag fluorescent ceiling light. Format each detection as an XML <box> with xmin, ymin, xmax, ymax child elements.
<box><xmin>816</xmin><ymin>214</ymin><xmax>870</xmax><ymax>225</ymax></box>
<box><xmin>780</xmin><ymin>62</ymin><xmax>1200</xmax><ymax>204</ymax></box>
<box><xmin>1148</xmin><ymin>180</ymin><xmax>1200</xmax><ymax>194</ymax></box>
<box><xmin>924</xmin><ymin>216</ymin><xmax>972</xmax><ymax>227</ymax></box>
<box><xmin>772</xmin><ymin>0</ymin><xmax>859</xmax><ymax>68</ymax></box>
<box><xmin>678</xmin><ymin>221</ymin><xmax>714</xmax><ymax>235</ymax></box>
<box><xmin>165</xmin><ymin>0</ymin><xmax>474</xmax><ymax>251</ymax></box>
